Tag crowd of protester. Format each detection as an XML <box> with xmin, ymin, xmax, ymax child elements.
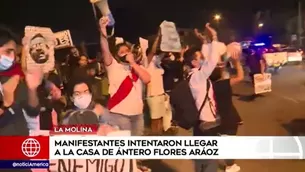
<box><xmin>0</xmin><ymin>15</ymin><xmax>270</xmax><ymax>172</ymax></box>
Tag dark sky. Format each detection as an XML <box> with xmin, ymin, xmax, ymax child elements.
<box><xmin>0</xmin><ymin>0</ymin><xmax>300</xmax><ymax>44</ymax></box>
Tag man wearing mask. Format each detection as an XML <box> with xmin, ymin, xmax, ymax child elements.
<box><xmin>183</xmin><ymin>23</ymin><xmax>222</xmax><ymax>172</ymax></box>
<box><xmin>99</xmin><ymin>17</ymin><xmax>150</xmax><ymax>136</ymax></box>
<box><xmin>0</xmin><ymin>26</ymin><xmax>42</xmax><ymax>138</ymax></box>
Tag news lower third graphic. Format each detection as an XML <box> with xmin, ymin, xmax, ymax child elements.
<box><xmin>0</xmin><ymin>160</ymin><xmax>49</xmax><ymax>169</ymax></box>
<box><xmin>49</xmin><ymin>136</ymin><xmax>305</xmax><ymax>159</ymax></box>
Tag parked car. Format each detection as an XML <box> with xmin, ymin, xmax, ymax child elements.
<box><xmin>282</xmin><ymin>47</ymin><xmax>303</xmax><ymax>64</ymax></box>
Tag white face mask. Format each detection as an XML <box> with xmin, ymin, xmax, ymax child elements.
<box><xmin>73</xmin><ymin>93</ymin><xmax>92</xmax><ymax>109</ymax></box>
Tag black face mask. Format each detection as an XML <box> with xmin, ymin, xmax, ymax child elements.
<box><xmin>209</xmin><ymin>67</ymin><xmax>222</xmax><ymax>82</ymax></box>
<box><xmin>118</xmin><ymin>55</ymin><xmax>129</xmax><ymax>63</ymax></box>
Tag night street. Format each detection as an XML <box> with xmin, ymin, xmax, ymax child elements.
<box><xmin>143</xmin><ymin>63</ymin><xmax>305</xmax><ymax>172</ymax></box>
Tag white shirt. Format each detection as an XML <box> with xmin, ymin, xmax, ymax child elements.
<box><xmin>106</xmin><ymin>59</ymin><xmax>144</xmax><ymax>115</ymax></box>
<box><xmin>143</xmin><ymin>55</ymin><xmax>165</xmax><ymax>97</ymax></box>
<box><xmin>189</xmin><ymin>41</ymin><xmax>220</xmax><ymax>122</ymax></box>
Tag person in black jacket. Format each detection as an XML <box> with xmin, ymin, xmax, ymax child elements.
<box><xmin>0</xmin><ymin>26</ymin><xmax>42</xmax><ymax>137</ymax></box>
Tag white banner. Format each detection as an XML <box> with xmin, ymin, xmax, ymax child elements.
<box><xmin>23</xmin><ymin>26</ymin><xmax>55</xmax><ymax>73</ymax></box>
<box><xmin>254</xmin><ymin>73</ymin><xmax>272</xmax><ymax>94</ymax></box>
<box><xmin>160</xmin><ymin>21</ymin><xmax>181</xmax><ymax>52</ymax></box>
<box><xmin>54</xmin><ymin>30</ymin><xmax>73</xmax><ymax>49</ymax></box>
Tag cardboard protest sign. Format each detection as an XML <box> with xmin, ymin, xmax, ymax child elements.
<box><xmin>160</xmin><ymin>21</ymin><xmax>181</xmax><ymax>52</ymax></box>
<box><xmin>54</xmin><ymin>30</ymin><xmax>73</xmax><ymax>49</ymax></box>
<box><xmin>254</xmin><ymin>73</ymin><xmax>272</xmax><ymax>94</ymax></box>
<box><xmin>30</xmin><ymin>130</ymin><xmax>137</xmax><ymax>172</ymax></box>
<box><xmin>23</xmin><ymin>26</ymin><xmax>56</xmax><ymax>73</ymax></box>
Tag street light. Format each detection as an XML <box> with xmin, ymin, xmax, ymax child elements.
<box><xmin>214</xmin><ymin>14</ymin><xmax>221</xmax><ymax>21</ymax></box>
<box><xmin>258</xmin><ymin>23</ymin><xmax>264</xmax><ymax>28</ymax></box>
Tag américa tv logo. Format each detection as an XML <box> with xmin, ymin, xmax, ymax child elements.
<box><xmin>21</xmin><ymin>138</ymin><xmax>41</xmax><ymax>157</ymax></box>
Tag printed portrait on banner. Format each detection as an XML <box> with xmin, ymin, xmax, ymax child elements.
<box><xmin>23</xmin><ymin>26</ymin><xmax>56</xmax><ymax>73</ymax></box>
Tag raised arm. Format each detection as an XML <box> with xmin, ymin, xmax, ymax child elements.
<box><xmin>147</xmin><ymin>30</ymin><xmax>161</xmax><ymax>64</ymax></box>
<box><xmin>99</xmin><ymin>17</ymin><xmax>114</xmax><ymax>66</ymax></box>
<box><xmin>194</xmin><ymin>28</ymin><xmax>208</xmax><ymax>44</ymax></box>
<box><xmin>198</xmin><ymin>23</ymin><xmax>219</xmax><ymax>79</ymax></box>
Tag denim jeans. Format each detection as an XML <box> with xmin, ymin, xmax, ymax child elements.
<box><xmin>100</xmin><ymin>111</ymin><xmax>144</xmax><ymax>136</ymax></box>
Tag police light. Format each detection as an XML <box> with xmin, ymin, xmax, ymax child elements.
<box><xmin>254</xmin><ymin>43</ymin><xmax>265</xmax><ymax>46</ymax></box>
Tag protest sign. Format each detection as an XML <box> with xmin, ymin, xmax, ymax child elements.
<box><xmin>23</xmin><ymin>26</ymin><xmax>55</xmax><ymax>73</ymax></box>
<box><xmin>254</xmin><ymin>73</ymin><xmax>272</xmax><ymax>94</ymax></box>
<box><xmin>54</xmin><ymin>30</ymin><xmax>73</xmax><ymax>49</ymax></box>
<box><xmin>30</xmin><ymin>130</ymin><xmax>137</xmax><ymax>172</ymax></box>
<box><xmin>160</xmin><ymin>21</ymin><xmax>181</xmax><ymax>52</ymax></box>
<box><xmin>139</xmin><ymin>37</ymin><xmax>148</xmax><ymax>53</ymax></box>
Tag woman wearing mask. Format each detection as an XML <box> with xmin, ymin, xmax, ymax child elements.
<box><xmin>209</xmin><ymin>42</ymin><xmax>244</xmax><ymax>172</ymax></box>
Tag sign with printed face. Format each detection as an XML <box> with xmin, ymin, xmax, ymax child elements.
<box><xmin>30</xmin><ymin>130</ymin><xmax>136</xmax><ymax>172</ymax></box>
<box><xmin>54</xmin><ymin>30</ymin><xmax>73</xmax><ymax>49</ymax></box>
<box><xmin>23</xmin><ymin>26</ymin><xmax>56</xmax><ymax>73</ymax></box>
<box><xmin>160</xmin><ymin>21</ymin><xmax>182</xmax><ymax>52</ymax></box>
<box><xmin>254</xmin><ymin>73</ymin><xmax>272</xmax><ymax>94</ymax></box>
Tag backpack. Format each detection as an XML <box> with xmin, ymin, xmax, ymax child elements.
<box><xmin>170</xmin><ymin>74</ymin><xmax>199</xmax><ymax>129</ymax></box>
<box><xmin>170</xmin><ymin>73</ymin><xmax>218</xmax><ymax>130</ymax></box>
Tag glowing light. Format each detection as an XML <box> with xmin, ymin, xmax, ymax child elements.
<box><xmin>258</xmin><ymin>23</ymin><xmax>264</xmax><ymax>28</ymax></box>
<box><xmin>214</xmin><ymin>14</ymin><xmax>221</xmax><ymax>21</ymax></box>
<box><xmin>254</xmin><ymin>43</ymin><xmax>265</xmax><ymax>46</ymax></box>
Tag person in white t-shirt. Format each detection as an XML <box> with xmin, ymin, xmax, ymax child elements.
<box><xmin>142</xmin><ymin>30</ymin><xmax>174</xmax><ymax>135</ymax></box>
<box><xmin>98</xmin><ymin>17</ymin><xmax>151</xmax><ymax>136</ymax></box>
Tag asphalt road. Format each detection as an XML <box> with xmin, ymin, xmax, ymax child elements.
<box><xmin>143</xmin><ymin>63</ymin><xmax>305</xmax><ymax>172</ymax></box>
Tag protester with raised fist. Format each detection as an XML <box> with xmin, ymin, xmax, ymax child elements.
<box><xmin>99</xmin><ymin>16</ymin><xmax>150</xmax><ymax>136</ymax></box>
<box><xmin>177</xmin><ymin>23</ymin><xmax>220</xmax><ymax>172</ymax></box>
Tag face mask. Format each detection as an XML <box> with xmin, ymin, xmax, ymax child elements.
<box><xmin>0</xmin><ymin>55</ymin><xmax>14</xmax><ymax>71</ymax></box>
<box><xmin>73</xmin><ymin>93</ymin><xmax>92</xmax><ymax>109</ymax></box>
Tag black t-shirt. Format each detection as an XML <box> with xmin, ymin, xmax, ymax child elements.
<box><xmin>212</xmin><ymin>79</ymin><xmax>242</xmax><ymax>133</ymax></box>
<box><xmin>0</xmin><ymin>103</ymin><xmax>40</xmax><ymax>136</ymax></box>
<box><xmin>161</xmin><ymin>60</ymin><xmax>184</xmax><ymax>91</ymax></box>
